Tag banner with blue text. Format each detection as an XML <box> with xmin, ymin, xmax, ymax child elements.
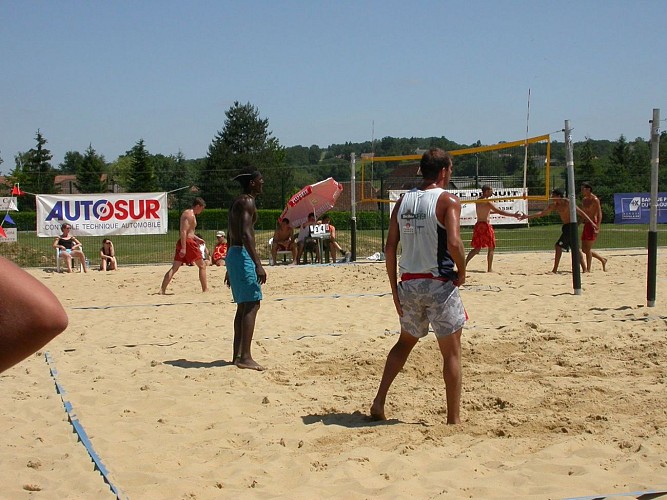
<box><xmin>36</xmin><ymin>193</ymin><xmax>168</xmax><ymax>237</ymax></box>
<box><xmin>613</xmin><ymin>193</ymin><xmax>667</xmax><ymax>224</ymax></box>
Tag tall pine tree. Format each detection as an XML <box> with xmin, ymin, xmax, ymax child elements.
<box><xmin>75</xmin><ymin>145</ymin><xmax>107</xmax><ymax>193</ymax></box>
<box><xmin>201</xmin><ymin>101</ymin><xmax>289</xmax><ymax>209</ymax></box>
<box><xmin>127</xmin><ymin>139</ymin><xmax>156</xmax><ymax>192</ymax></box>
<box><xmin>9</xmin><ymin>130</ymin><xmax>56</xmax><ymax>209</ymax></box>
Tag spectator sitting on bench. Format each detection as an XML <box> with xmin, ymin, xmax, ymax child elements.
<box><xmin>296</xmin><ymin>213</ymin><xmax>321</xmax><ymax>264</ymax></box>
<box><xmin>271</xmin><ymin>218</ymin><xmax>297</xmax><ymax>265</ymax></box>
<box><xmin>212</xmin><ymin>230</ymin><xmax>228</xmax><ymax>266</ymax></box>
<box><xmin>320</xmin><ymin>214</ymin><xmax>350</xmax><ymax>263</ymax></box>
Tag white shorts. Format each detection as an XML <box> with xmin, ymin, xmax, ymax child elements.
<box><xmin>397</xmin><ymin>279</ymin><xmax>466</xmax><ymax>339</ymax></box>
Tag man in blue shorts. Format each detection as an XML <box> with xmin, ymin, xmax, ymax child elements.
<box><xmin>225</xmin><ymin>169</ymin><xmax>267</xmax><ymax>371</ymax></box>
<box><xmin>370</xmin><ymin>148</ymin><xmax>467</xmax><ymax>424</ymax></box>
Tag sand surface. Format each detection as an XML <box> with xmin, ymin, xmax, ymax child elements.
<box><xmin>1</xmin><ymin>250</ymin><xmax>666</xmax><ymax>499</ymax></box>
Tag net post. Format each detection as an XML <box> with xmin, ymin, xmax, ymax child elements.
<box><xmin>564</xmin><ymin>120</ymin><xmax>582</xmax><ymax>295</ymax></box>
<box><xmin>647</xmin><ymin>108</ymin><xmax>660</xmax><ymax>307</ymax></box>
<box><xmin>350</xmin><ymin>153</ymin><xmax>357</xmax><ymax>262</ymax></box>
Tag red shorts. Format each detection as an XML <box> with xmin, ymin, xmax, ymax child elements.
<box><xmin>174</xmin><ymin>238</ymin><xmax>202</xmax><ymax>264</ymax></box>
<box><xmin>582</xmin><ymin>222</ymin><xmax>597</xmax><ymax>242</ymax></box>
<box><xmin>471</xmin><ymin>221</ymin><xmax>496</xmax><ymax>249</ymax></box>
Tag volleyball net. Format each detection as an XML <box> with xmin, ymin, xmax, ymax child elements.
<box><xmin>360</xmin><ymin>133</ymin><xmax>552</xmax><ymax>205</ymax></box>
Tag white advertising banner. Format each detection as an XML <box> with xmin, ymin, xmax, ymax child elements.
<box><xmin>36</xmin><ymin>193</ymin><xmax>169</xmax><ymax>237</ymax></box>
<box><xmin>389</xmin><ymin>188</ymin><xmax>528</xmax><ymax>227</ymax></box>
<box><xmin>0</xmin><ymin>227</ymin><xmax>18</xmax><ymax>242</ymax></box>
<box><xmin>0</xmin><ymin>197</ymin><xmax>18</xmax><ymax>211</ymax></box>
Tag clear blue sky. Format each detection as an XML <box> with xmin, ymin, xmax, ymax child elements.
<box><xmin>1</xmin><ymin>0</ymin><xmax>664</xmax><ymax>173</ymax></box>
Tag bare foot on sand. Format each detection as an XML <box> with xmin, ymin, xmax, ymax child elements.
<box><xmin>602</xmin><ymin>258</ymin><xmax>608</xmax><ymax>272</ymax></box>
<box><xmin>235</xmin><ymin>358</ymin><xmax>266</xmax><ymax>371</ymax></box>
<box><xmin>369</xmin><ymin>401</ymin><xmax>386</xmax><ymax>421</ymax></box>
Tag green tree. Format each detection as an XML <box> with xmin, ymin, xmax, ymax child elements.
<box><xmin>59</xmin><ymin>151</ymin><xmax>85</xmax><ymax>174</ymax></box>
<box><xmin>153</xmin><ymin>150</ymin><xmax>200</xmax><ymax>209</ymax></box>
<box><xmin>9</xmin><ymin>130</ymin><xmax>56</xmax><ymax>208</ymax></box>
<box><xmin>308</xmin><ymin>145</ymin><xmax>322</xmax><ymax>164</ymax></box>
<box><xmin>576</xmin><ymin>138</ymin><xmax>597</xmax><ymax>184</ymax></box>
<box><xmin>75</xmin><ymin>145</ymin><xmax>107</xmax><ymax>193</ymax></box>
<box><xmin>108</xmin><ymin>155</ymin><xmax>133</xmax><ymax>191</ymax></box>
<box><xmin>525</xmin><ymin>152</ymin><xmax>545</xmax><ymax>195</ymax></box>
<box><xmin>660</xmin><ymin>131</ymin><xmax>667</xmax><ymax>187</ymax></box>
<box><xmin>285</xmin><ymin>145</ymin><xmax>309</xmax><ymax>166</ymax></box>
<box><xmin>202</xmin><ymin>101</ymin><xmax>289</xmax><ymax>209</ymax></box>
<box><xmin>629</xmin><ymin>137</ymin><xmax>651</xmax><ymax>191</ymax></box>
<box><xmin>127</xmin><ymin>139</ymin><xmax>156</xmax><ymax>192</ymax></box>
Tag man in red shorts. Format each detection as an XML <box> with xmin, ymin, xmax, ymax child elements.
<box><xmin>465</xmin><ymin>185</ymin><xmax>523</xmax><ymax>272</ymax></box>
<box><xmin>580</xmin><ymin>182</ymin><xmax>607</xmax><ymax>272</ymax></box>
<box><xmin>160</xmin><ymin>197</ymin><xmax>208</xmax><ymax>294</ymax></box>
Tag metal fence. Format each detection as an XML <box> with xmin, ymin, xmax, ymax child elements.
<box><xmin>1</xmin><ymin>218</ymin><xmax>664</xmax><ymax>269</ymax></box>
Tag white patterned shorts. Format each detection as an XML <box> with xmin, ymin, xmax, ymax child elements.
<box><xmin>397</xmin><ymin>278</ymin><xmax>466</xmax><ymax>339</ymax></box>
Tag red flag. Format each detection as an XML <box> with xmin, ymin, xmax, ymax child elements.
<box><xmin>0</xmin><ymin>226</ymin><xmax>7</xmax><ymax>238</ymax></box>
<box><xmin>11</xmin><ymin>185</ymin><xmax>25</xmax><ymax>196</ymax></box>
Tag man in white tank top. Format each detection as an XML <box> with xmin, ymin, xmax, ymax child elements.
<box><xmin>371</xmin><ymin>148</ymin><xmax>466</xmax><ymax>424</ymax></box>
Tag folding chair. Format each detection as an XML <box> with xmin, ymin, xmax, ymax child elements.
<box><xmin>56</xmin><ymin>247</ymin><xmax>84</xmax><ymax>272</ymax></box>
<box><xmin>268</xmin><ymin>238</ymin><xmax>293</xmax><ymax>265</ymax></box>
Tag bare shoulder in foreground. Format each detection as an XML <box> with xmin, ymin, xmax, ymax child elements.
<box><xmin>0</xmin><ymin>257</ymin><xmax>68</xmax><ymax>373</ymax></box>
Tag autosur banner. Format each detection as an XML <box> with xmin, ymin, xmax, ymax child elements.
<box><xmin>36</xmin><ymin>193</ymin><xmax>168</xmax><ymax>237</ymax></box>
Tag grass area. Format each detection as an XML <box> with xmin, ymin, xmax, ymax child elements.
<box><xmin>1</xmin><ymin>224</ymin><xmax>664</xmax><ymax>268</ymax></box>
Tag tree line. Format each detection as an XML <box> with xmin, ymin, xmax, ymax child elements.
<box><xmin>3</xmin><ymin>101</ymin><xmax>666</xmax><ymax>218</ymax></box>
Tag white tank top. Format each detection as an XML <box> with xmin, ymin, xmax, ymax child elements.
<box><xmin>397</xmin><ymin>187</ymin><xmax>457</xmax><ymax>280</ymax></box>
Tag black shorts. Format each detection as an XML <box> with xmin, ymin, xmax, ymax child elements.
<box><xmin>555</xmin><ymin>224</ymin><xmax>571</xmax><ymax>251</ymax></box>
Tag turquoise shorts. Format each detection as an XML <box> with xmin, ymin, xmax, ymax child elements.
<box><xmin>226</xmin><ymin>246</ymin><xmax>262</xmax><ymax>304</ymax></box>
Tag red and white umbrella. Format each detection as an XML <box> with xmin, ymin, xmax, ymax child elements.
<box><xmin>279</xmin><ymin>177</ymin><xmax>344</xmax><ymax>228</ymax></box>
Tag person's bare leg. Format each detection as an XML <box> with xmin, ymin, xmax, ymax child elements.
<box><xmin>271</xmin><ymin>244</ymin><xmax>278</xmax><ymax>266</ymax></box>
<box><xmin>234</xmin><ymin>301</ymin><xmax>264</xmax><ymax>371</ymax></box>
<box><xmin>592</xmin><ymin>251</ymin><xmax>607</xmax><ymax>271</ymax></box>
<box><xmin>290</xmin><ymin>245</ymin><xmax>298</xmax><ymax>265</ymax></box>
<box><xmin>582</xmin><ymin>241</ymin><xmax>592</xmax><ymax>272</ymax></box>
<box><xmin>79</xmin><ymin>254</ymin><xmax>87</xmax><ymax>273</ymax></box>
<box><xmin>101</xmin><ymin>259</ymin><xmax>107</xmax><ymax>271</ymax></box>
<box><xmin>552</xmin><ymin>246</ymin><xmax>562</xmax><ymax>273</ymax></box>
<box><xmin>196</xmin><ymin>259</ymin><xmax>208</xmax><ymax>292</ymax></box>
<box><xmin>370</xmin><ymin>331</ymin><xmax>419</xmax><ymax>420</ymax></box>
<box><xmin>465</xmin><ymin>248</ymin><xmax>480</xmax><ymax>267</ymax></box>
<box><xmin>64</xmin><ymin>254</ymin><xmax>73</xmax><ymax>273</ymax></box>
<box><xmin>437</xmin><ymin>329</ymin><xmax>462</xmax><ymax>424</ymax></box>
<box><xmin>487</xmin><ymin>248</ymin><xmax>495</xmax><ymax>273</ymax></box>
<box><xmin>296</xmin><ymin>243</ymin><xmax>304</xmax><ymax>265</ymax></box>
<box><xmin>160</xmin><ymin>261</ymin><xmax>181</xmax><ymax>294</ymax></box>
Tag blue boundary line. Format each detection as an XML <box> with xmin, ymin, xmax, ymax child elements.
<box><xmin>44</xmin><ymin>352</ymin><xmax>125</xmax><ymax>499</ymax></box>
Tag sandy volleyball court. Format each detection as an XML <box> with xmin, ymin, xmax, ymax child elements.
<box><xmin>1</xmin><ymin>250</ymin><xmax>666</xmax><ymax>499</ymax></box>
